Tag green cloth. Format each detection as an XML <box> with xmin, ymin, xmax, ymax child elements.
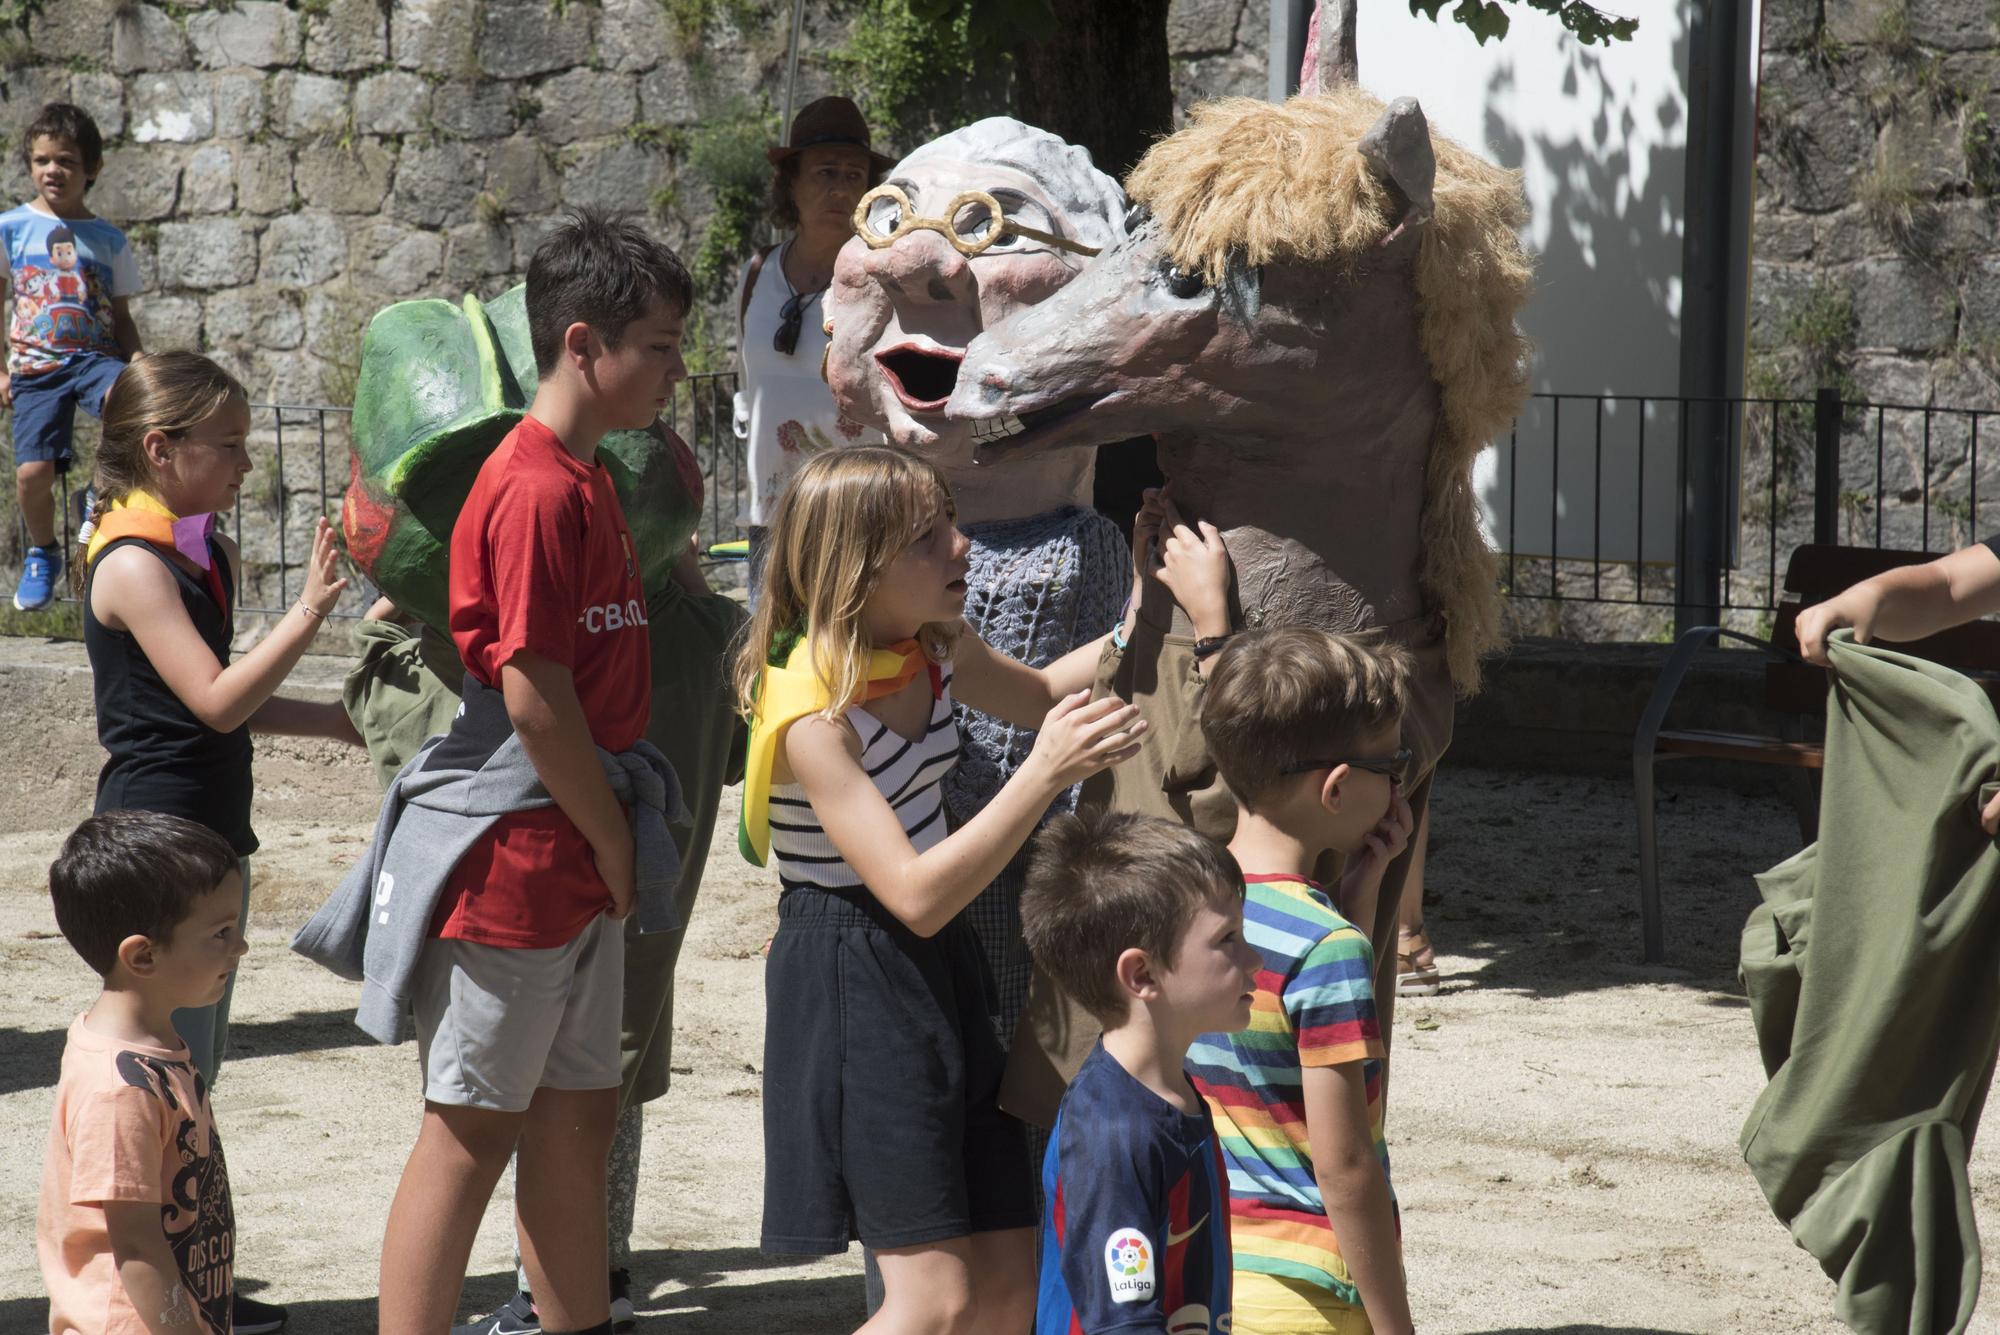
<box><xmin>342</xmin><ymin>618</ymin><xmax>467</xmax><ymax>790</ymax></box>
<box><xmin>339</xmin><ymin>583</ymin><xmax>748</xmax><ymax>1107</ymax></box>
<box><xmin>1741</xmin><ymin>631</ymin><xmax>2000</xmax><ymax>1335</ymax></box>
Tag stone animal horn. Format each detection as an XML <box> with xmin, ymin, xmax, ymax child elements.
<box><xmin>1359</xmin><ymin>96</ymin><xmax>1435</xmax><ymax>224</ymax></box>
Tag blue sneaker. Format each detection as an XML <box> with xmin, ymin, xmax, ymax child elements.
<box><xmin>13</xmin><ymin>544</ymin><xmax>60</xmax><ymax>611</ymax></box>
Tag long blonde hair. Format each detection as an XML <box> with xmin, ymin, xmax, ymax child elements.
<box><xmin>71</xmin><ymin>352</ymin><xmax>246</xmax><ymax>595</ymax></box>
<box><xmin>731</xmin><ymin>445</ymin><xmax>963</xmax><ymax>722</ymax></box>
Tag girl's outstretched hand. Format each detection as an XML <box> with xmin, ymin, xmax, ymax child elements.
<box><xmin>301</xmin><ymin>516</ymin><xmax>349</xmax><ymax>619</ymax></box>
<box><xmin>1156</xmin><ymin>498</ymin><xmax>1232</xmax><ymax>635</ymax></box>
<box><xmin>1343</xmin><ymin>787</ymin><xmax>1415</xmax><ymax>886</ymax></box>
<box><xmin>1023</xmin><ymin>689</ymin><xmax>1148</xmax><ymax>790</ymax></box>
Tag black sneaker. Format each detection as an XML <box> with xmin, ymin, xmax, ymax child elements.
<box><xmin>610</xmin><ymin>1268</ymin><xmax>635</xmax><ymax>1332</ymax></box>
<box><xmin>233</xmin><ymin>1293</ymin><xmax>288</xmax><ymax>1334</ymax></box>
<box><xmin>453</xmin><ymin>1290</ymin><xmax>540</xmax><ymax>1335</ymax></box>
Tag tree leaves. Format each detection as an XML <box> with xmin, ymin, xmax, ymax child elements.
<box><xmin>910</xmin><ymin>0</ymin><xmax>1057</xmax><ymax>45</ymax></box>
<box><xmin>1408</xmin><ymin>0</ymin><xmax>1639</xmax><ymax>46</ymax></box>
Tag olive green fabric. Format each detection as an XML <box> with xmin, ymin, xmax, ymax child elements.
<box><xmin>1741</xmin><ymin>631</ymin><xmax>2000</xmax><ymax>1335</ymax></box>
<box><xmin>340</xmin><ymin>583</ymin><xmax>748</xmax><ymax>1108</ymax></box>
<box><xmin>342</xmin><ymin>618</ymin><xmax>467</xmax><ymax>790</ymax></box>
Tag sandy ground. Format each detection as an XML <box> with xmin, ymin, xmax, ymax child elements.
<box><xmin>0</xmin><ymin>634</ymin><xmax>1993</xmax><ymax>1334</ymax></box>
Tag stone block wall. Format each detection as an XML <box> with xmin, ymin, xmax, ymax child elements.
<box><xmin>0</xmin><ymin>0</ymin><xmax>1268</xmax><ymax>617</ymax></box>
<box><xmin>1755</xmin><ymin>0</ymin><xmax>2000</xmax><ymax>566</ymax></box>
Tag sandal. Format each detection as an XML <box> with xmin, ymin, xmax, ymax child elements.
<box><xmin>1397</xmin><ymin>925</ymin><xmax>1441</xmax><ymax>996</ymax></box>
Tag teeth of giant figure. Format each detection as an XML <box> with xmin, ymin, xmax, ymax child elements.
<box><xmin>971</xmin><ymin>414</ymin><xmax>1027</xmax><ymax>442</ymax></box>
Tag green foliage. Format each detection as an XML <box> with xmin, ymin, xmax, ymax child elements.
<box><xmin>512</xmin><ymin>92</ymin><xmax>542</xmax><ymax>124</ymax></box>
<box><xmin>907</xmin><ymin>0</ymin><xmax>1054</xmax><ymax>45</ymax></box>
<box><xmin>1407</xmin><ymin>0</ymin><xmax>1638</xmax><ymax>47</ymax></box>
<box><xmin>1873</xmin><ymin>0</ymin><xmax>1914</xmax><ymax>54</ymax></box>
<box><xmin>0</xmin><ymin>599</ymin><xmax>84</xmax><ymax>641</ymax></box>
<box><xmin>625</xmin><ymin>121</ymin><xmax>683</xmax><ymax>151</ymax></box>
<box><xmin>682</xmin><ymin>98</ymin><xmax>777</xmax><ymax>303</ymax></box>
<box><xmin>658</xmin><ymin>0</ymin><xmax>761</xmax><ymax>51</ymax></box>
<box><xmin>830</xmin><ymin>0</ymin><xmax>992</xmax><ymax>150</ymax></box>
<box><xmin>1967</xmin><ymin>103</ymin><xmax>2000</xmax><ymax>194</ymax></box>
<box><xmin>1856</xmin><ymin>133</ymin><xmax>1929</xmax><ymax>237</ymax></box>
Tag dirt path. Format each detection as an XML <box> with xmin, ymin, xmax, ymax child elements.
<box><xmin>0</xmin><ymin>636</ymin><xmax>1990</xmax><ymax>1333</ymax></box>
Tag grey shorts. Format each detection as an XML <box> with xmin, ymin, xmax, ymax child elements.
<box><xmin>412</xmin><ymin>914</ymin><xmax>626</xmax><ymax>1112</ymax></box>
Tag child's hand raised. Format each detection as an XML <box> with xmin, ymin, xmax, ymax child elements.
<box><xmin>1023</xmin><ymin>690</ymin><xmax>1148</xmax><ymax>790</ymax></box>
<box><xmin>1343</xmin><ymin>787</ymin><xmax>1414</xmax><ymax>887</ymax></box>
<box><xmin>1156</xmin><ymin>497</ymin><xmax>1232</xmax><ymax>636</ymax></box>
<box><xmin>300</xmin><ymin>516</ymin><xmax>349</xmax><ymax>620</ymax></box>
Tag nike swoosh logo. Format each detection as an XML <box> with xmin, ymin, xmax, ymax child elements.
<box><xmin>1165</xmin><ymin>1214</ymin><xmax>1206</xmax><ymax>1246</ymax></box>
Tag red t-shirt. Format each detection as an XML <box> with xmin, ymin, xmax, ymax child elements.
<box><xmin>433</xmin><ymin>416</ymin><xmax>653</xmax><ymax>947</ymax></box>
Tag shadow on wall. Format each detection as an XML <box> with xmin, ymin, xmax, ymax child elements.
<box><xmin>1474</xmin><ymin>12</ymin><xmax>1695</xmax><ymax>566</ymax></box>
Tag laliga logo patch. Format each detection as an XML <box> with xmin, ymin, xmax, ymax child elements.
<box><xmin>1103</xmin><ymin>1228</ymin><xmax>1155</xmax><ymax>1303</ymax></box>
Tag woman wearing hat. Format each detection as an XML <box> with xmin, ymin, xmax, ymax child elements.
<box><xmin>733</xmin><ymin>96</ymin><xmax>892</xmax><ymax>603</ymax></box>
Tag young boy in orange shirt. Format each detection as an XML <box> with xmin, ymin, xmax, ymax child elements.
<box><xmin>38</xmin><ymin>810</ymin><xmax>248</xmax><ymax>1334</ymax></box>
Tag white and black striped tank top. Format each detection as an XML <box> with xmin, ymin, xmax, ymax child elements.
<box><xmin>769</xmin><ymin>662</ymin><xmax>959</xmax><ymax>896</ymax></box>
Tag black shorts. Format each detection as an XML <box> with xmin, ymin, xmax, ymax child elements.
<box><xmin>760</xmin><ymin>884</ymin><xmax>1036</xmax><ymax>1254</ymax></box>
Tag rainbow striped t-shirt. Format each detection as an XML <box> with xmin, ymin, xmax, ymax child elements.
<box><xmin>1186</xmin><ymin>874</ymin><xmax>1392</xmax><ymax>1308</ymax></box>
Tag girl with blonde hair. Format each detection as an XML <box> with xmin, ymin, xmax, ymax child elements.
<box><xmin>79</xmin><ymin>354</ymin><xmax>358</xmax><ymax>1068</ymax></box>
<box><xmin>77</xmin><ymin>351</ymin><xmax>360</xmax><ymax>1333</ymax></box>
<box><xmin>734</xmin><ymin>444</ymin><xmax>1227</xmax><ymax>1334</ymax></box>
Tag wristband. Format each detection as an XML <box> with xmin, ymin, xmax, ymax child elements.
<box><xmin>1112</xmin><ymin>619</ymin><xmax>1130</xmax><ymax>651</ymax></box>
<box><xmin>298</xmin><ymin>601</ymin><xmax>324</xmax><ymax>621</ymax></box>
<box><xmin>1192</xmin><ymin>632</ymin><xmax>1234</xmax><ymax>659</ymax></box>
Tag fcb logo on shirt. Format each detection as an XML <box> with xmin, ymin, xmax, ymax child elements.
<box><xmin>1103</xmin><ymin>1228</ymin><xmax>1155</xmax><ymax>1302</ymax></box>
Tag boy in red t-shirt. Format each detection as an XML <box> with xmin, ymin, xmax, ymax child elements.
<box><xmin>378</xmin><ymin>211</ymin><xmax>690</xmax><ymax>1335</ymax></box>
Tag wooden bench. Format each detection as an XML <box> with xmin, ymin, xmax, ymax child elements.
<box><xmin>1632</xmin><ymin>544</ymin><xmax>2000</xmax><ymax>962</ymax></box>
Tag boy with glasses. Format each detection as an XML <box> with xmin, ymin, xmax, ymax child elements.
<box><xmin>1188</xmin><ymin>626</ymin><xmax>1419</xmax><ymax>1335</ymax></box>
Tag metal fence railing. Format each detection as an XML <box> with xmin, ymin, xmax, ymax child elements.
<box><xmin>23</xmin><ymin>381</ymin><xmax>1977</xmax><ymax>636</ymax></box>
<box><xmin>1490</xmin><ymin>388</ymin><xmax>1986</xmax><ymax>623</ymax></box>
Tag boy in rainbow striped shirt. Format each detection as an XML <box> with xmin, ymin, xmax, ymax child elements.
<box><xmin>1187</xmin><ymin>627</ymin><xmax>1418</xmax><ymax>1335</ymax></box>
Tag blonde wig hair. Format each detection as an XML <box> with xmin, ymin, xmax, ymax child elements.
<box><xmin>1125</xmin><ymin>87</ymin><xmax>1534</xmax><ymax>692</ymax></box>
<box><xmin>731</xmin><ymin>445</ymin><xmax>963</xmax><ymax>722</ymax></box>
<box><xmin>72</xmin><ymin>352</ymin><xmax>246</xmax><ymax>595</ymax></box>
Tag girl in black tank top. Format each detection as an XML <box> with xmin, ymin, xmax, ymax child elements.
<box><xmin>79</xmin><ymin>354</ymin><xmax>364</xmax><ymax>1332</ymax></box>
<box><xmin>80</xmin><ymin>354</ymin><xmax>359</xmax><ymax>1046</ymax></box>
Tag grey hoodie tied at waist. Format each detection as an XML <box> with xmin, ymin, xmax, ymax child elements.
<box><xmin>291</xmin><ymin>672</ymin><xmax>686</xmax><ymax>1043</ymax></box>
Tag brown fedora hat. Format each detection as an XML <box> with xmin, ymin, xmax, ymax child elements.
<box><xmin>767</xmin><ymin>95</ymin><xmax>895</xmax><ymax>175</ymax></box>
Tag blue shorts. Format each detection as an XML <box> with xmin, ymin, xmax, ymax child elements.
<box><xmin>10</xmin><ymin>350</ymin><xmax>127</xmax><ymax>471</ymax></box>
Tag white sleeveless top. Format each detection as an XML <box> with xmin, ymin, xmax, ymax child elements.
<box><xmin>769</xmin><ymin>662</ymin><xmax>959</xmax><ymax>896</ymax></box>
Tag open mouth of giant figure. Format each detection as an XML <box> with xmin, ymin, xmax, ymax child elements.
<box><xmin>876</xmin><ymin>343</ymin><xmax>1107</xmax><ymax>456</ymax></box>
<box><xmin>877</xmin><ymin>345</ymin><xmax>967</xmax><ymax>413</ymax></box>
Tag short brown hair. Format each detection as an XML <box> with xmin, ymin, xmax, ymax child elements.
<box><xmin>526</xmin><ymin>209</ymin><xmax>692</xmax><ymax>376</ymax></box>
<box><xmin>49</xmin><ymin>811</ymin><xmax>238</xmax><ymax>977</ymax></box>
<box><xmin>1200</xmin><ymin>627</ymin><xmax>1411</xmax><ymax>807</ymax></box>
<box><xmin>23</xmin><ymin>103</ymin><xmax>103</xmax><ymax>183</ymax></box>
<box><xmin>1021</xmin><ymin>809</ymin><xmax>1242</xmax><ymax>1025</ymax></box>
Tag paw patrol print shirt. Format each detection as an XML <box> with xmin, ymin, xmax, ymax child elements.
<box><xmin>0</xmin><ymin>206</ymin><xmax>139</xmax><ymax>374</ymax></box>
<box><xmin>1037</xmin><ymin>1042</ymin><xmax>1232</xmax><ymax>1334</ymax></box>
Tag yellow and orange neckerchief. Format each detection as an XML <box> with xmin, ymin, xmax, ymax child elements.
<box><xmin>81</xmin><ymin>490</ymin><xmax>227</xmax><ymax>612</ymax></box>
<box><xmin>738</xmin><ymin>624</ymin><xmax>939</xmax><ymax>866</ymax></box>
